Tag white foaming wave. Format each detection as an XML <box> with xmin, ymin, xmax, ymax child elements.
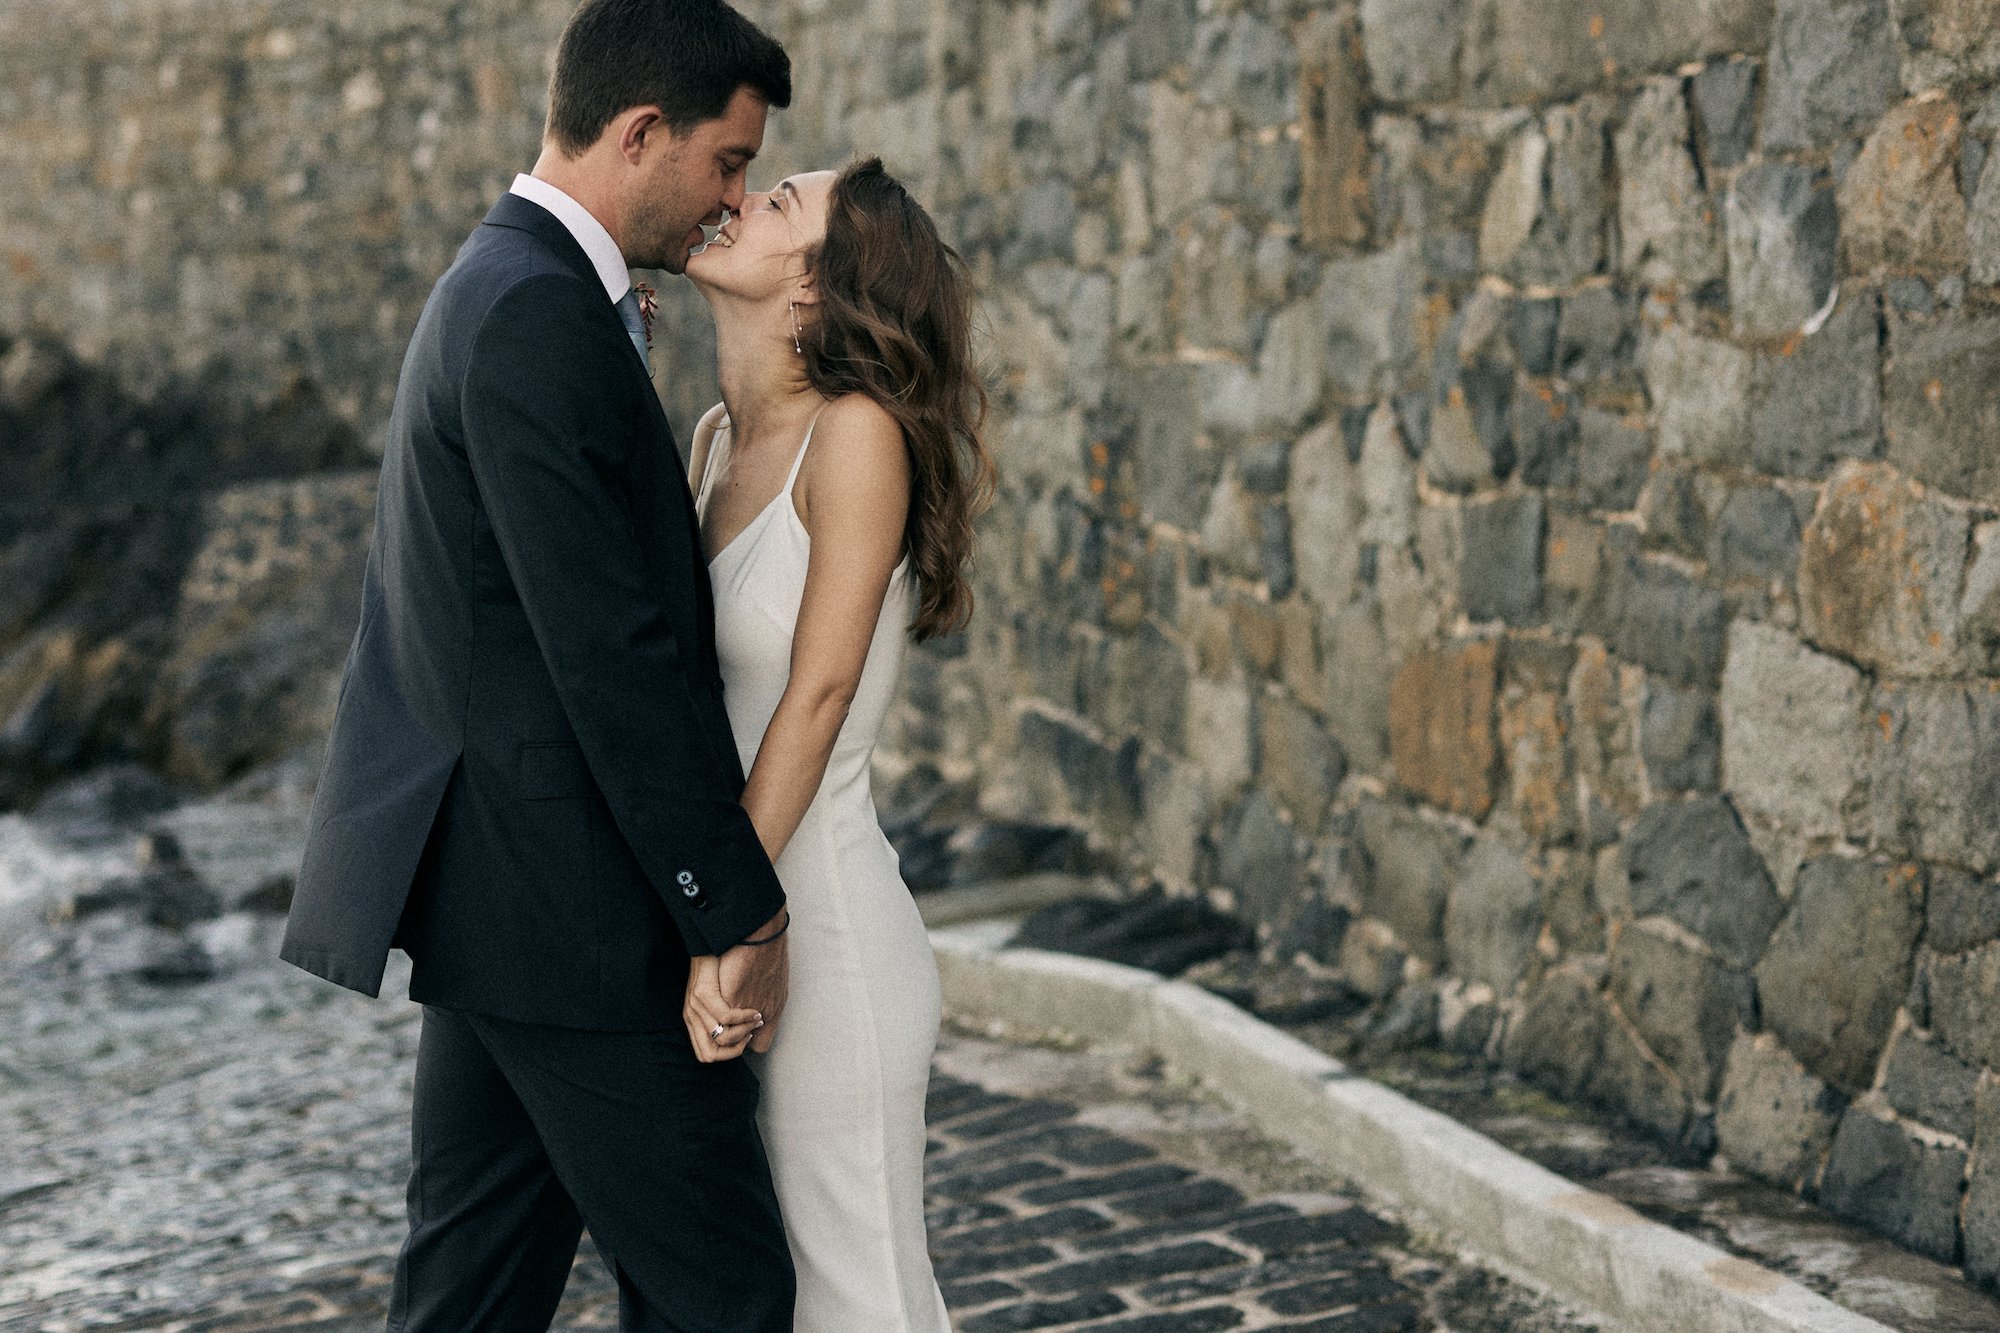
<box><xmin>0</xmin><ymin>814</ymin><xmax>136</xmax><ymax>928</ymax></box>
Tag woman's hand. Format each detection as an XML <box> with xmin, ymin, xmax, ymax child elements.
<box><xmin>683</xmin><ymin>954</ymin><xmax>765</xmax><ymax>1062</ymax></box>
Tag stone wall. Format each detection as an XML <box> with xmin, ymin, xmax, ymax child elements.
<box><xmin>734</xmin><ymin>0</ymin><xmax>2000</xmax><ymax>1281</ymax></box>
<box><xmin>0</xmin><ymin>0</ymin><xmax>717</xmax><ymax>439</ymax></box>
<box><xmin>11</xmin><ymin>0</ymin><xmax>2000</xmax><ymax>1281</ymax></box>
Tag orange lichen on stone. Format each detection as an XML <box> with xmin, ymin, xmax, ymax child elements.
<box><xmin>1389</xmin><ymin>639</ymin><xmax>1501</xmax><ymax>819</ymax></box>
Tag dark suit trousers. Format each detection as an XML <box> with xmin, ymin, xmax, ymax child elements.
<box><xmin>387</xmin><ymin>1006</ymin><xmax>795</xmax><ymax>1332</ymax></box>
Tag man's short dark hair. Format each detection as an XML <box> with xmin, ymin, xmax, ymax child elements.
<box><xmin>545</xmin><ymin>0</ymin><xmax>791</xmax><ymax>154</ymax></box>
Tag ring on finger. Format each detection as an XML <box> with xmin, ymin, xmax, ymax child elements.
<box><xmin>710</xmin><ymin>1023</ymin><xmax>725</xmax><ymax>1041</ymax></box>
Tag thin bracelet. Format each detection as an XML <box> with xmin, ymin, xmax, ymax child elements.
<box><xmin>740</xmin><ymin>912</ymin><xmax>790</xmax><ymax>947</ymax></box>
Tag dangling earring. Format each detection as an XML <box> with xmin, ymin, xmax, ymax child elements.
<box><xmin>788</xmin><ymin>299</ymin><xmax>803</xmax><ymax>356</ymax></box>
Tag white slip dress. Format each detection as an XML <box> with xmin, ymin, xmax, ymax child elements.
<box><xmin>694</xmin><ymin>413</ymin><xmax>951</xmax><ymax>1331</ymax></box>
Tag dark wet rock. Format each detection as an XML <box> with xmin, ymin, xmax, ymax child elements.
<box><xmin>934</xmin><ymin>822</ymin><xmax>1098</xmax><ymax>892</ymax></box>
<box><xmin>1183</xmin><ymin>951</ymin><xmax>1372</xmax><ymax>1027</ymax></box>
<box><xmin>58</xmin><ymin>831</ymin><xmax>222</xmax><ymax>931</ymax></box>
<box><xmin>1010</xmin><ymin>887</ymin><xmax>1253</xmax><ymax>976</ymax></box>
<box><xmin>29</xmin><ymin>764</ymin><xmax>181</xmax><ymax>848</ymax></box>
<box><xmin>36</xmin><ymin>910</ymin><xmax>216</xmax><ymax>986</ymax></box>
<box><xmin>0</xmin><ymin>327</ymin><xmax>372</xmax><ymax>808</ymax></box>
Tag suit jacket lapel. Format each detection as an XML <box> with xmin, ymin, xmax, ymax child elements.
<box><xmin>480</xmin><ymin>193</ymin><xmax>724</xmax><ymax>679</ymax></box>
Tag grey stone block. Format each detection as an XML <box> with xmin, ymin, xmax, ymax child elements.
<box><xmin>1369</xmin><ymin>116</ymin><xmax>1501</xmax><ymax>239</ymax></box>
<box><xmin>1128</xmin><ymin>0</ymin><xmax>1197</xmax><ymax>81</ymax></box>
<box><xmin>1609</xmin><ymin>917</ymin><xmax>1756</xmax><ymax>1100</ymax></box>
<box><xmin>1719</xmin><ymin>621</ymin><xmax>1868</xmax><ymax>840</ymax></box>
<box><xmin>1644</xmin><ymin>322</ymin><xmax>1758</xmax><ymax>464</ymax></box>
<box><xmin>1883</xmin><ymin>315</ymin><xmax>2000</xmax><ymax>506</ymax></box>
<box><xmin>1716</xmin><ymin>1031</ymin><xmax>1847</xmax><ymax>1189</ymax></box>
<box><xmin>1512</xmin><ymin>381</ymin><xmax>1578</xmax><ymax>488</ymax></box>
<box><xmin>1708</xmin><ymin>483</ymin><xmax>1801</xmax><ymax>584</ymax></box>
<box><xmin>1174</xmin><ymin>212</ymin><xmax>1255</xmax><ymax>358</ymax></box>
<box><xmin>1638</xmin><ymin>465</ymin><xmax>1713</xmax><ymax>561</ymax></box>
<box><xmin>1574</xmin><ymin>408</ymin><xmax>1652</xmax><ymax>511</ymax></box>
<box><xmin>1288</xmin><ymin>419</ymin><xmax>1360</xmax><ymax>611</ymax></box>
<box><xmin>1356</xmin><ymin>800</ymin><xmax>1465</xmax><ymax>966</ymax></box>
<box><xmin>1928</xmin><ymin>865</ymin><xmax>2000</xmax><ymax>956</ymax></box>
<box><xmin>1725</xmin><ymin>163</ymin><xmax>1839</xmax><ymax>339</ymax></box>
<box><xmin>1509</xmin><ymin>957</ymin><xmax>1696</xmax><ymax>1142</ymax></box>
<box><xmin>1616</xmin><ymin>78</ymin><xmax>1725</xmax><ymax>293</ymax></box>
<box><xmin>1443</xmin><ymin>833</ymin><xmax>1542</xmax><ymax>994</ymax></box>
<box><xmin>1256</xmin><ymin>298</ymin><xmax>1328</xmax><ymax>434</ymax></box>
<box><xmin>1867</xmin><ymin>680</ymin><xmax>2000</xmax><ymax>873</ymax></box>
<box><xmin>1929</xmin><ymin>942</ymin><xmax>2000</xmax><ymax>1069</ymax></box>
<box><xmin>1883</xmin><ymin>1026</ymin><xmax>1982</xmax><ymax>1140</ymax></box>
<box><xmin>1750</xmin><ymin>291</ymin><xmax>1882</xmax><ymax>479</ymax></box>
<box><xmin>1762</xmin><ymin>0</ymin><xmax>1900</xmax><ymax>153</ymax></box>
<box><xmin>1192</xmin><ymin>12</ymin><xmax>1295</xmax><ymax>129</ymax></box>
<box><xmin>1360</xmin><ymin>0</ymin><xmax>1466</xmax><ymax>103</ymax></box>
<box><xmin>1461</xmin><ymin>0</ymin><xmax>1772</xmax><ymax>107</ymax></box>
<box><xmin>1967</xmin><ymin>1075</ymin><xmax>2000</xmax><ymax>1289</ymax></box>
<box><xmin>1479</xmin><ymin>99</ymin><xmax>1610</xmax><ymax>288</ymax></box>
<box><xmin>1755</xmin><ymin>856</ymin><xmax>1924</xmax><ymax>1092</ymax></box>
<box><xmin>1018</xmin><ymin>708</ymin><xmax>1141</xmax><ymax>834</ymax></box>
<box><xmin>1604</xmin><ymin>552</ymin><xmax>1729</xmax><ymax>688</ymax></box>
<box><xmin>1691</xmin><ymin>57</ymin><xmax>1759</xmax><ymax>171</ymax></box>
<box><xmin>1640</xmin><ymin>679</ymin><xmax>1720</xmax><ymax>794</ymax></box>
<box><xmin>1623</xmin><ymin>796</ymin><xmax>1783</xmax><ymax>969</ymax></box>
<box><xmin>1256</xmin><ymin>691</ymin><xmax>1346</xmax><ymax>836</ymax></box>
<box><xmin>1459</xmin><ymin>495</ymin><xmax>1545</xmax><ymax>627</ymax></box>
<box><xmin>1213</xmin><ymin>789</ymin><xmax>1303</xmax><ymax>927</ymax></box>
<box><xmin>1508</xmin><ymin>297</ymin><xmax>1562</xmax><ymax>376</ymax></box>
<box><xmin>1320</xmin><ymin>241</ymin><xmax>1423</xmax><ymax>398</ymax></box>
<box><xmin>1556</xmin><ymin>285</ymin><xmax>1638</xmax><ymax>385</ymax></box>
<box><xmin>1119</xmin><ymin>366</ymin><xmax>1217</xmax><ymax>531</ymax></box>
<box><xmin>1504</xmin><ymin>962</ymin><xmax>1611</xmax><ymax>1102</ymax></box>
<box><xmin>1818</xmin><ymin>1103</ymin><xmax>1967</xmax><ymax>1263</ymax></box>
<box><xmin>1321</xmin><ymin>595</ymin><xmax>1393</xmax><ymax>774</ymax></box>
<box><xmin>1970</xmin><ymin>134</ymin><xmax>2000</xmax><ymax>285</ymax></box>
<box><xmin>1012</xmin><ymin>178</ymin><xmax>1079</xmax><ymax>266</ymax></box>
<box><xmin>1080</xmin><ymin>621</ymin><xmax>1190</xmax><ymax>754</ymax></box>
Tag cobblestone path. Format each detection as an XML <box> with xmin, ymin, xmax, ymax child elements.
<box><xmin>0</xmin><ymin>942</ymin><xmax>1600</xmax><ymax>1332</ymax></box>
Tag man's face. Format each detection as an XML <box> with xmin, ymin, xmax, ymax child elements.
<box><xmin>627</xmin><ymin>85</ymin><xmax>769</xmax><ymax>273</ymax></box>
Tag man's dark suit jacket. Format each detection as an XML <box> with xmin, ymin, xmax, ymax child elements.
<box><xmin>280</xmin><ymin>193</ymin><xmax>785</xmax><ymax>1030</ymax></box>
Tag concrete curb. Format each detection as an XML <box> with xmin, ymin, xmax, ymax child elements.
<box><xmin>931</xmin><ymin>926</ymin><xmax>1893</xmax><ymax>1333</ymax></box>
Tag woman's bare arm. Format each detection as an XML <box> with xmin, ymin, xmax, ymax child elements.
<box><xmin>738</xmin><ymin>394</ymin><xmax>909</xmax><ymax>863</ymax></box>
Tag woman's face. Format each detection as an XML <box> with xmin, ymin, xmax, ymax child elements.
<box><xmin>686</xmin><ymin>168</ymin><xmax>837</xmax><ymax>302</ymax></box>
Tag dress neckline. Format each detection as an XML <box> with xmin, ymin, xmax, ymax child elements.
<box><xmin>698</xmin><ymin>410</ymin><xmax>824</xmax><ymax>568</ymax></box>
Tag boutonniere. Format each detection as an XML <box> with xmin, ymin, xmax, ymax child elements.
<box><xmin>633</xmin><ymin>281</ymin><xmax>659</xmax><ymax>347</ymax></box>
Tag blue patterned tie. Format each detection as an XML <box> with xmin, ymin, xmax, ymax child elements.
<box><xmin>614</xmin><ymin>289</ymin><xmax>649</xmax><ymax>367</ymax></box>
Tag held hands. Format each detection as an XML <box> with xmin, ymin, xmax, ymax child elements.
<box><xmin>683</xmin><ymin>909</ymin><xmax>790</xmax><ymax>1062</ymax></box>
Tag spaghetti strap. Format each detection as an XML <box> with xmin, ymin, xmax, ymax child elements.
<box><xmin>783</xmin><ymin>404</ymin><xmax>831</xmax><ymax>493</ymax></box>
<box><xmin>695</xmin><ymin>418</ymin><xmax>728</xmax><ymax>514</ymax></box>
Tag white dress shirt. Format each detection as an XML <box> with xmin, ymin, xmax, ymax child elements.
<box><xmin>508</xmin><ymin>173</ymin><xmax>632</xmax><ymax>304</ymax></box>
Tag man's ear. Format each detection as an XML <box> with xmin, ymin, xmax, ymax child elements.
<box><xmin>618</xmin><ymin>107</ymin><xmax>669</xmax><ymax>163</ymax></box>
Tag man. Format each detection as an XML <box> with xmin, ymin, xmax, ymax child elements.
<box><xmin>280</xmin><ymin>2</ymin><xmax>797</xmax><ymax>1327</ymax></box>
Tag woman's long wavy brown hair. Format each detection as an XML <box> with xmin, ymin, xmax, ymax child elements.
<box><xmin>801</xmin><ymin>158</ymin><xmax>994</xmax><ymax>641</ymax></box>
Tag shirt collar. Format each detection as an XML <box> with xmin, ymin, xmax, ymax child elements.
<box><xmin>508</xmin><ymin>173</ymin><xmax>632</xmax><ymax>304</ymax></box>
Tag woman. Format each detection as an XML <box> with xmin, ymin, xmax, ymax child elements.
<box><xmin>678</xmin><ymin>157</ymin><xmax>993</xmax><ymax>1328</ymax></box>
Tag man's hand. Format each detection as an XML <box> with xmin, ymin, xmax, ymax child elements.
<box><xmin>683</xmin><ymin>909</ymin><xmax>789</xmax><ymax>1062</ymax></box>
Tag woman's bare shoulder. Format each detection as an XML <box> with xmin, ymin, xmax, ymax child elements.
<box><xmin>811</xmin><ymin>394</ymin><xmax>905</xmax><ymax>472</ymax></box>
<box><xmin>797</xmin><ymin>394</ymin><xmax>909</xmax><ymax>525</ymax></box>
